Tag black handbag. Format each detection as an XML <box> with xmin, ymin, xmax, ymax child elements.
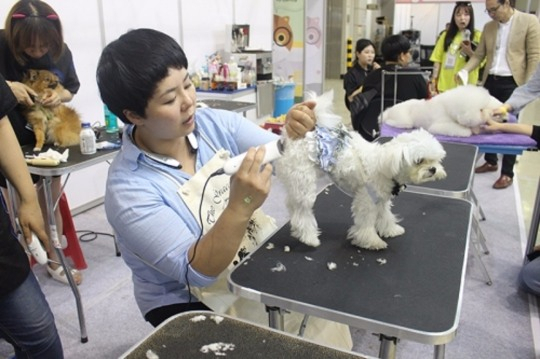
<box><xmin>349</xmin><ymin>88</ymin><xmax>378</xmax><ymax>117</ymax></box>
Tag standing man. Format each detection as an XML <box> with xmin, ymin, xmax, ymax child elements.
<box><xmin>458</xmin><ymin>0</ymin><xmax>540</xmax><ymax>189</ymax></box>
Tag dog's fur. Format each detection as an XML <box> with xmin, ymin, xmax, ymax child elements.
<box><xmin>275</xmin><ymin>91</ymin><xmax>447</xmax><ymax>250</ymax></box>
<box><xmin>380</xmin><ymin>85</ymin><xmax>503</xmax><ymax>137</ymax></box>
<box><xmin>22</xmin><ymin>69</ymin><xmax>81</xmax><ymax>151</ymax></box>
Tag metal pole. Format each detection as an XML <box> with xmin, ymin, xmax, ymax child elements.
<box><xmin>43</xmin><ymin>176</ymin><xmax>88</xmax><ymax>343</ymax></box>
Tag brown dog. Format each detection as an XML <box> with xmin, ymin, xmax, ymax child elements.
<box><xmin>22</xmin><ymin>69</ymin><xmax>81</xmax><ymax>151</ymax></box>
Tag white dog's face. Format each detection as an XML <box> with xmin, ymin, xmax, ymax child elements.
<box><xmin>405</xmin><ymin>158</ymin><xmax>447</xmax><ymax>184</ymax></box>
<box><xmin>386</xmin><ymin>128</ymin><xmax>447</xmax><ymax>184</ymax></box>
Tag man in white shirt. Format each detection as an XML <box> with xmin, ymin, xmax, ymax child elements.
<box><xmin>460</xmin><ymin>0</ymin><xmax>540</xmax><ymax>189</ymax></box>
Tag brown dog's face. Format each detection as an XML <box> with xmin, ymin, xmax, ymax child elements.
<box><xmin>23</xmin><ymin>69</ymin><xmax>60</xmax><ymax>93</ymax></box>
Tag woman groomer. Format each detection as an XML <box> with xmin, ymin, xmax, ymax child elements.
<box><xmin>97</xmin><ymin>28</ymin><xmax>353</xmax><ymax>350</ymax></box>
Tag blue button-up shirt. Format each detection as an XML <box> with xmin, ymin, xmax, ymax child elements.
<box><xmin>104</xmin><ymin>108</ymin><xmax>276</xmax><ymax>316</ymax></box>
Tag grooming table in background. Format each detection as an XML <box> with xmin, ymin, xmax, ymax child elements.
<box><xmin>380</xmin><ymin>139</ymin><xmax>492</xmax><ymax>285</ymax></box>
<box><xmin>380</xmin><ymin>124</ymin><xmax>538</xmax><ymax>155</ymax></box>
<box><xmin>120</xmin><ymin>311</ymin><xmax>369</xmax><ymax>358</ymax></box>
<box><xmin>197</xmin><ymin>99</ymin><xmax>256</xmax><ymax>117</ymax></box>
<box><xmin>229</xmin><ymin>186</ymin><xmax>473</xmax><ymax>359</ymax></box>
<box><xmin>17</xmin><ymin>137</ymin><xmax>120</xmax><ymax>343</ymax></box>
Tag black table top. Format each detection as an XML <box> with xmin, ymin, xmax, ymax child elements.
<box><xmin>121</xmin><ymin>311</ymin><xmax>367</xmax><ymax>358</ymax></box>
<box><xmin>198</xmin><ymin>99</ymin><xmax>256</xmax><ymax>113</ymax></box>
<box><xmin>22</xmin><ymin>129</ymin><xmax>120</xmax><ymax>176</ymax></box>
<box><xmin>229</xmin><ymin>186</ymin><xmax>473</xmax><ymax>345</ymax></box>
<box><xmin>379</xmin><ymin>138</ymin><xmax>478</xmax><ymax>196</ymax></box>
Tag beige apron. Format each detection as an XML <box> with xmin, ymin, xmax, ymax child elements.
<box><xmin>179</xmin><ymin>150</ymin><xmax>353</xmax><ymax>350</ymax></box>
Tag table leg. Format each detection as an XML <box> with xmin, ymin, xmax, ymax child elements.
<box><xmin>525</xmin><ymin>180</ymin><xmax>540</xmax><ymax>260</ymax></box>
<box><xmin>265</xmin><ymin>306</ymin><xmax>285</xmax><ymax>330</ymax></box>
<box><xmin>434</xmin><ymin>344</ymin><xmax>446</xmax><ymax>359</ymax></box>
<box><xmin>42</xmin><ymin>176</ymin><xmax>88</xmax><ymax>343</ymax></box>
<box><xmin>378</xmin><ymin>334</ymin><xmax>397</xmax><ymax>359</ymax></box>
<box><xmin>471</xmin><ymin>191</ymin><xmax>486</xmax><ymax>221</ymax></box>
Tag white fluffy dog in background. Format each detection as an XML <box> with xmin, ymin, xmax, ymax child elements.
<box><xmin>380</xmin><ymin>85</ymin><xmax>503</xmax><ymax>137</ymax></box>
<box><xmin>275</xmin><ymin>91</ymin><xmax>447</xmax><ymax>250</ymax></box>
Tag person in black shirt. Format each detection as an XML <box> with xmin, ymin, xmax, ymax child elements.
<box><xmin>352</xmin><ymin>35</ymin><xmax>428</xmax><ymax>140</ymax></box>
<box><xmin>343</xmin><ymin>39</ymin><xmax>380</xmax><ymax>110</ymax></box>
<box><xmin>362</xmin><ymin>34</ymin><xmax>429</xmax><ymax>102</ymax></box>
<box><xmin>0</xmin><ymin>0</ymin><xmax>82</xmax><ymax>285</ymax></box>
<box><xmin>0</xmin><ymin>73</ymin><xmax>64</xmax><ymax>358</ymax></box>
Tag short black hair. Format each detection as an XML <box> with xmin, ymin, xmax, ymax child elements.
<box><xmin>381</xmin><ymin>35</ymin><xmax>410</xmax><ymax>62</ymax></box>
<box><xmin>96</xmin><ymin>28</ymin><xmax>188</xmax><ymax>124</ymax></box>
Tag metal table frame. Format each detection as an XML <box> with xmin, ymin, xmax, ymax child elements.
<box><xmin>401</xmin><ymin>140</ymin><xmax>492</xmax><ymax>285</ymax></box>
<box><xmin>197</xmin><ymin>99</ymin><xmax>256</xmax><ymax>117</ymax></box>
<box><xmin>229</xmin><ymin>187</ymin><xmax>473</xmax><ymax>359</ymax></box>
<box><xmin>120</xmin><ymin>310</ymin><xmax>369</xmax><ymax>358</ymax></box>
<box><xmin>11</xmin><ymin>142</ymin><xmax>119</xmax><ymax>343</ymax></box>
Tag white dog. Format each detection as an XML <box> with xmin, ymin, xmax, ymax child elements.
<box><xmin>380</xmin><ymin>85</ymin><xmax>503</xmax><ymax>137</ymax></box>
<box><xmin>275</xmin><ymin>91</ymin><xmax>447</xmax><ymax>250</ymax></box>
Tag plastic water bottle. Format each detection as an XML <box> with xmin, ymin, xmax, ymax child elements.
<box><xmin>103</xmin><ymin>105</ymin><xmax>119</xmax><ymax>133</ymax></box>
<box><xmin>80</xmin><ymin>122</ymin><xmax>96</xmax><ymax>155</ymax></box>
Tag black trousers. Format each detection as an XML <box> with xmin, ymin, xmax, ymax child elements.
<box><xmin>144</xmin><ymin>302</ymin><xmax>211</xmax><ymax>327</ymax></box>
<box><xmin>483</xmin><ymin>75</ymin><xmax>518</xmax><ymax>178</ymax></box>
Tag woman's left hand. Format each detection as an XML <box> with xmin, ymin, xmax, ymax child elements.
<box><xmin>39</xmin><ymin>90</ymin><xmax>62</xmax><ymax>107</ymax></box>
<box><xmin>460</xmin><ymin>41</ymin><xmax>474</xmax><ymax>58</ymax></box>
<box><xmin>284</xmin><ymin>101</ymin><xmax>316</xmax><ymax>139</ymax></box>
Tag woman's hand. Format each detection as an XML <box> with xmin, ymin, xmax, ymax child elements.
<box><xmin>18</xmin><ymin>198</ymin><xmax>50</xmax><ymax>253</ymax></box>
<box><xmin>373</xmin><ymin>62</ymin><xmax>381</xmax><ymax>70</ymax></box>
<box><xmin>39</xmin><ymin>89</ymin><xmax>62</xmax><ymax>107</ymax></box>
<box><xmin>460</xmin><ymin>41</ymin><xmax>474</xmax><ymax>58</ymax></box>
<box><xmin>429</xmin><ymin>79</ymin><xmax>438</xmax><ymax>96</ymax></box>
<box><xmin>492</xmin><ymin>104</ymin><xmax>511</xmax><ymax>120</ymax></box>
<box><xmin>6</xmin><ymin>81</ymin><xmax>37</xmax><ymax>107</ymax></box>
<box><xmin>482</xmin><ymin>118</ymin><xmax>503</xmax><ymax>132</ymax></box>
<box><xmin>284</xmin><ymin>101</ymin><xmax>316</xmax><ymax>139</ymax></box>
<box><xmin>228</xmin><ymin>147</ymin><xmax>272</xmax><ymax>219</ymax></box>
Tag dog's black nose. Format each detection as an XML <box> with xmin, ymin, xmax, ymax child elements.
<box><xmin>429</xmin><ymin>167</ymin><xmax>436</xmax><ymax>174</ymax></box>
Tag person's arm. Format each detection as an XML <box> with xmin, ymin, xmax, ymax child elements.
<box><xmin>524</xmin><ymin>15</ymin><xmax>540</xmax><ymax>81</ymax></box>
<box><xmin>188</xmin><ymin>146</ymin><xmax>272</xmax><ymax>275</ymax></box>
<box><xmin>483</xmin><ymin>118</ymin><xmax>533</xmax><ymax>137</ymax></box>
<box><xmin>458</xmin><ymin>25</ymin><xmax>488</xmax><ymax>83</ymax></box>
<box><xmin>284</xmin><ymin>100</ymin><xmax>316</xmax><ymax>139</ymax></box>
<box><xmin>5</xmin><ymin>80</ymin><xmax>36</xmax><ymax>107</ymax></box>
<box><xmin>0</xmin><ymin>117</ymin><xmax>50</xmax><ymax>251</ymax></box>
<box><xmin>504</xmin><ymin>64</ymin><xmax>540</xmax><ymax>113</ymax></box>
<box><xmin>429</xmin><ymin>33</ymin><xmax>445</xmax><ymax>90</ymax></box>
<box><xmin>39</xmin><ymin>86</ymin><xmax>73</xmax><ymax>107</ymax></box>
<box><xmin>40</xmin><ymin>44</ymin><xmax>79</xmax><ymax>107</ymax></box>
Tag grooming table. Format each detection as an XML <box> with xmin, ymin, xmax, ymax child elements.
<box><xmin>120</xmin><ymin>311</ymin><xmax>369</xmax><ymax>358</ymax></box>
<box><xmin>14</xmin><ymin>132</ymin><xmax>121</xmax><ymax>343</ymax></box>
<box><xmin>380</xmin><ymin>124</ymin><xmax>538</xmax><ymax>155</ymax></box>
<box><xmin>197</xmin><ymin>99</ymin><xmax>256</xmax><ymax>117</ymax></box>
<box><xmin>229</xmin><ymin>186</ymin><xmax>473</xmax><ymax>359</ymax></box>
<box><xmin>377</xmin><ymin>139</ymin><xmax>492</xmax><ymax>284</ymax></box>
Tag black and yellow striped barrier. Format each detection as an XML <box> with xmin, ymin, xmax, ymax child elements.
<box><xmin>346</xmin><ymin>38</ymin><xmax>353</xmax><ymax>70</ymax></box>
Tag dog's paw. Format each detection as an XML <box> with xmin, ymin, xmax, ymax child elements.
<box><xmin>299</xmin><ymin>237</ymin><xmax>321</xmax><ymax>247</ymax></box>
<box><xmin>349</xmin><ymin>232</ymin><xmax>388</xmax><ymax>250</ymax></box>
<box><xmin>351</xmin><ymin>237</ymin><xmax>388</xmax><ymax>250</ymax></box>
<box><xmin>33</xmin><ymin>146</ymin><xmax>42</xmax><ymax>152</ymax></box>
<box><xmin>291</xmin><ymin>227</ymin><xmax>321</xmax><ymax>247</ymax></box>
<box><xmin>379</xmin><ymin>224</ymin><xmax>405</xmax><ymax>238</ymax></box>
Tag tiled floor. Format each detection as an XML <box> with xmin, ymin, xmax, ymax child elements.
<box><xmin>324</xmin><ymin>78</ymin><xmax>539</xmax><ymax>243</ymax></box>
